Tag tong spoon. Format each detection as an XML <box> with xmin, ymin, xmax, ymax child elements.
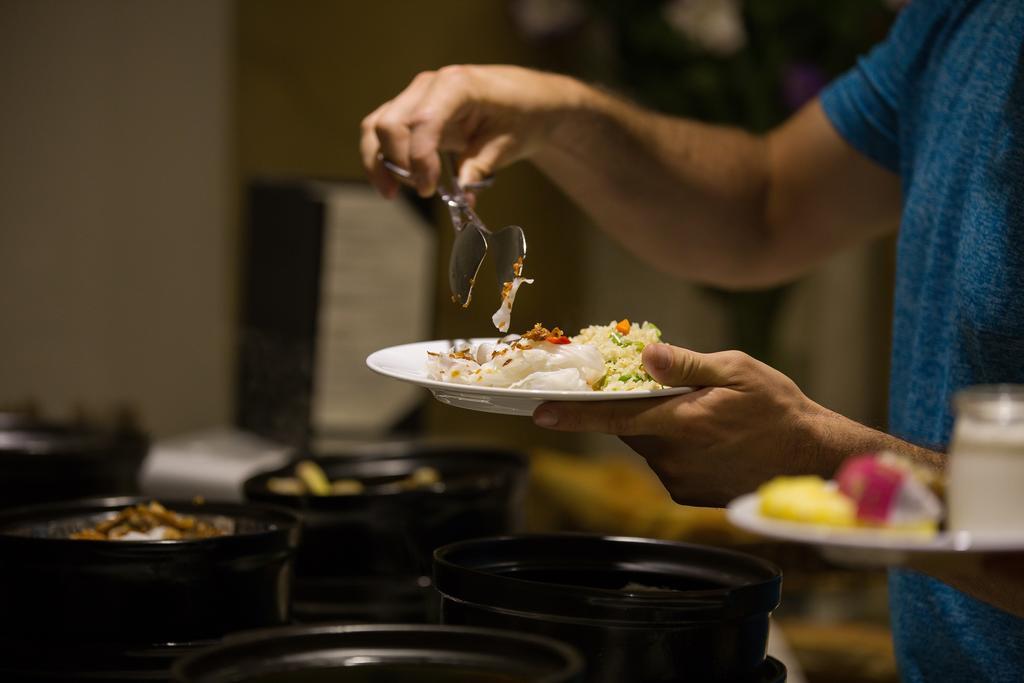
<box><xmin>379</xmin><ymin>154</ymin><xmax>495</xmax><ymax>193</ymax></box>
<box><xmin>378</xmin><ymin>152</ymin><xmax>527</xmax><ymax>309</ymax></box>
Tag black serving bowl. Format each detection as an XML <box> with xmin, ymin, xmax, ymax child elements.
<box><xmin>244</xmin><ymin>442</ymin><xmax>527</xmax><ymax>622</ymax></box>
<box><xmin>0</xmin><ymin>496</ymin><xmax>301</xmax><ymax>681</ymax></box>
<box><xmin>171</xmin><ymin>624</ymin><xmax>585</xmax><ymax>683</ymax></box>
<box><xmin>434</xmin><ymin>534</ymin><xmax>783</xmax><ymax>683</ymax></box>
<box><xmin>0</xmin><ymin>412</ymin><xmax>147</xmax><ymax>509</ymax></box>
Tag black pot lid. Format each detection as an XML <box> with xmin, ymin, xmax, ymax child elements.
<box><xmin>434</xmin><ymin>534</ymin><xmax>782</xmax><ymax>625</ymax></box>
<box><xmin>171</xmin><ymin>624</ymin><xmax>585</xmax><ymax>683</ymax></box>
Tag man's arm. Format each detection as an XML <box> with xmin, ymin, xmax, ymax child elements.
<box><xmin>532</xmin><ymin>342</ymin><xmax>1024</xmax><ymax>619</ymax></box>
<box><xmin>533</xmin><ymin>88</ymin><xmax>902</xmax><ymax>288</ymax></box>
<box><xmin>909</xmin><ymin>556</ymin><xmax>1024</xmax><ymax>620</ymax></box>
<box><xmin>361</xmin><ymin>65</ymin><xmax>903</xmax><ymax>288</ymax></box>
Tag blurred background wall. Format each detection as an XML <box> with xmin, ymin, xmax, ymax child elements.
<box><xmin>0</xmin><ymin>0</ymin><xmax>895</xmax><ymax>442</ymax></box>
<box><xmin>0</xmin><ymin>0</ymin><xmax>233</xmax><ymax>436</ymax></box>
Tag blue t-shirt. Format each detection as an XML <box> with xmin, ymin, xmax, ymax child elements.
<box><xmin>820</xmin><ymin>0</ymin><xmax>1024</xmax><ymax>680</ymax></box>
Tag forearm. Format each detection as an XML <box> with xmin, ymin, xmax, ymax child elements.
<box><xmin>909</xmin><ymin>557</ymin><xmax>1024</xmax><ymax>620</ymax></box>
<box><xmin>801</xmin><ymin>404</ymin><xmax>945</xmax><ymax>477</ymax></box>
<box><xmin>532</xmin><ymin>82</ymin><xmax>777</xmax><ymax>288</ymax></box>
<box><xmin>530</xmin><ymin>80</ymin><xmax>902</xmax><ymax>289</ymax></box>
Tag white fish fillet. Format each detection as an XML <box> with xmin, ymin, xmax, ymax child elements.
<box><xmin>427</xmin><ymin>338</ymin><xmax>604</xmax><ymax>391</ymax></box>
<box><xmin>491</xmin><ymin>277</ymin><xmax>534</xmax><ymax>333</ymax></box>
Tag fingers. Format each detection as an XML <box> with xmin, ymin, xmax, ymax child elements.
<box><xmin>405</xmin><ymin>67</ymin><xmax>480</xmax><ymax>196</ymax></box>
<box><xmin>532</xmin><ymin>394</ymin><xmax>701</xmax><ymax>436</ymax></box>
<box><xmin>371</xmin><ymin>71</ymin><xmax>437</xmax><ymax>193</ymax></box>
<box><xmin>360</xmin><ymin>103</ymin><xmax>399</xmax><ymax>198</ymax></box>
<box><xmin>643</xmin><ymin>344</ymin><xmax>747</xmax><ymax>388</ymax></box>
<box><xmin>363</xmin><ymin>66</ymin><xmax>483</xmax><ymax>198</ymax></box>
<box><xmin>456</xmin><ymin>133</ymin><xmax>515</xmax><ymax>188</ymax></box>
<box><xmin>531</xmin><ymin>348</ymin><xmax>755</xmax><ymax>434</ymax></box>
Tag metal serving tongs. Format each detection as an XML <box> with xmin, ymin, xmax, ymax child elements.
<box><xmin>379</xmin><ymin>152</ymin><xmax>527</xmax><ymax>308</ymax></box>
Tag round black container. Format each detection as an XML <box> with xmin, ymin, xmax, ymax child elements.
<box><xmin>244</xmin><ymin>443</ymin><xmax>527</xmax><ymax>622</ymax></box>
<box><xmin>755</xmin><ymin>657</ymin><xmax>787</xmax><ymax>683</ymax></box>
<box><xmin>171</xmin><ymin>624</ymin><xmax>585</xmax><ymax>683</ymax></box>
<box><xmin>0</xmin><ymin>412</ymin><xmax>147</xmax><ymax>510</ymax></box>
<box><xmin>0</xmin><ymin>496</ymin><xmax>301</xmax><ymax>681</ymax></box>
<box><xmin>434</xmin><ymin>534</ymin><xmax>783</xmax><ymax>683</ymax></box>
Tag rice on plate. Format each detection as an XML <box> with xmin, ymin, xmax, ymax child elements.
<box><xmin>574</xmin><ymin>320</ymin><xmax>663</xmax><ymax>391</ymax></box>
<box><xmin>427</xmin><ymin>319</ymin><xmax>664</xmax><ymax>392</ymax></box>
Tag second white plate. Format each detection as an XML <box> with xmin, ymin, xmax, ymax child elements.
<box><xmin>366</xmin><ymin>339</ymin><xmax>694</xmax><ymax>416</ymax></box>
<box><xmin>727</xmin><ymin>492</ymin><xmax>1024</xmax><ymax>566</ymax></box>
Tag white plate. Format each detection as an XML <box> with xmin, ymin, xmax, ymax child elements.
<box><xmin>366</xmin><ymin>339</ymin><xmax>693</xmax><ymax>416</ymax></box>
<box><xmin>727</xmin><ymin>492</ymin><xmax>1024</xmax><ymax>566</ymax></box>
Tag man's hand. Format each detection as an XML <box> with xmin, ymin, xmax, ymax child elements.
<box><xmin>360</xmin><ymin>65</ymin><xmax>582</xmax><ymax>199</ymax></box>
<box><xmin>532</xmin><ymin>343</ymin><xmax>831</xmax><ymax>506</ymax></box>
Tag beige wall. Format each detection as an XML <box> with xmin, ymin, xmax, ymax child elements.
<box><xmin>0</xmin><ymin>0</ymin><xmax>233</xmax><ymax>437</ymax></box>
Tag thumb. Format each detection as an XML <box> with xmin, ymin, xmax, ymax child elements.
<box><xmin>457</xmin><ymin>134</ymin><xmax>515</xmax><ymax>187</ymax></box>
<box><xmin>642</xmin><ymin>343</ymin><xmax>732</xmax><ymax>388</ymax></box>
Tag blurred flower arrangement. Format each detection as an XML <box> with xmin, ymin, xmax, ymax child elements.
<box><xmin>510</xmin><ymin>0</ymin><xmax>898</xmax><ymax>130</ymax></box>
<box><xmin>509</xmin><ymin>0</ymin><xmax>900</xmax><ymax>360</ymax></box>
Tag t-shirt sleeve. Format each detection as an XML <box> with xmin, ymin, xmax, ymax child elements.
<box><xmin>820</xmin><ymin>0</ymin><xmax>949</xmax><ymax>173</ymax></box>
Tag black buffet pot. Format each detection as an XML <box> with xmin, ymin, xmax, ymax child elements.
<box><xmin>434</xmin><ymin>534</ymin><xmax>783</xmax><ymax>683</ymax></box>
<box><xmin>755</xmin><ymin>657</ymin><xmax>787</xmax><ymax>683</ymax></box>
<box><xmin>171</xmin><ymin>624</ymin><xmax>585</xmax><ymax>683</ymax></box>
<box><xmin>244</xmin><ymin>442</ymin><xmax>527</xmax><ymax>623</ymax></box>
<box><xmin>0</xmin><ymin>496</ymin><xmax>301</xmax><ymax>682</ymax></box>
<box><xmin>0</xmin><ymin>412</ymin><xmax>147</xmax><ymax>509</ymax></box>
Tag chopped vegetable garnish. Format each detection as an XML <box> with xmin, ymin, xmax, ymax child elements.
<box><xmin>546</xmin><ymin>335</ymin><xmax>571</xmax><ymax>344</ymax></box>
<box><xmin>609</xmin><ymin>331</ymin><xmax>645</xmax><ymax>350</ymax></box>
<box><xmin>615</xmin><ymin>319</ymin><xmax>631</xmax><ymax>335</ymax></box>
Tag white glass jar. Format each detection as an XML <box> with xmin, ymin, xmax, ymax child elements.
<box><xmin>947</xmin><ymin>385</ymin><xmax>1024</xmax><ymax>534</ymax></box>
